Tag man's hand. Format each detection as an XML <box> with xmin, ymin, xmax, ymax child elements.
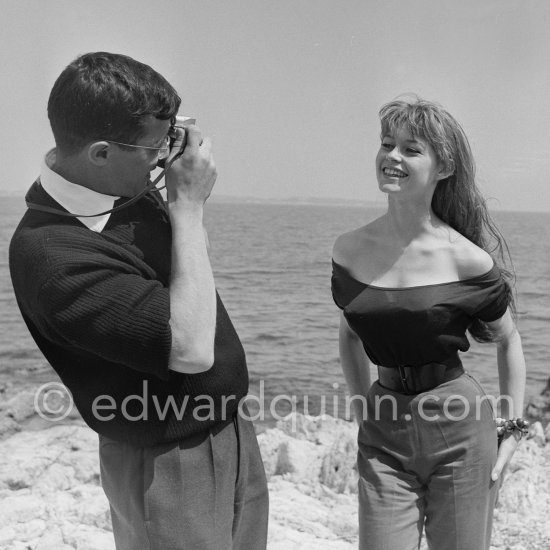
<box><xmin>165</xmin><ymin>125</ymin><xmax>217</xmax><ymax>206</ymax></box>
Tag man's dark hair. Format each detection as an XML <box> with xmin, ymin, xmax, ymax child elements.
<box><xmin>48</xmin><ymin>52</ymin><xmax>181</xmax><ymax>155</ymax></box>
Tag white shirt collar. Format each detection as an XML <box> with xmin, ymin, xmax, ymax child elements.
<box><xmin>40</xmin><ymin>149</ymin><xmax>120</xmax><ymax>232</ymax></box>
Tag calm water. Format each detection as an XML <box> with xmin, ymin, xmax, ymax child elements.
<box><xmin>1</xmin><ymin>196</ymin><xmax>549</xmax><ymax>424</ymax></box>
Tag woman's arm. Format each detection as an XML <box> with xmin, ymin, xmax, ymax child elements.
<box><xmin>339</xmin><ymin>312</ymin><xmax>372</xmax><ymax>424</ymax></box>
<box><xmin>486</xmin><ymin>308</ymin><xmax>527</xmax><ymax>481</ymax></box>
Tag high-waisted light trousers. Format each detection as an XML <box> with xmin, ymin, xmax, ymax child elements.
<box><xmin>358</xmin><ymin>372</ymin><xmax>498</xmax><ymax>550</ymax></box>
<box><xmin>99</xmin><ymin>414</ymin><xmax>269</xmax><ymax>550</ymax></box>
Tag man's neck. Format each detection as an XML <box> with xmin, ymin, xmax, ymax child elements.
<box><xmin>50</xmin><ymin>149</ymin><xmax>112</xmax><ymax>196</ymax></box>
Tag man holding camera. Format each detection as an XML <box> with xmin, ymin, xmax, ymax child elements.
<box><xmin>9</xmin><ymin>52</ymin><xmax>268</xmax><ymax>550</ymax></box>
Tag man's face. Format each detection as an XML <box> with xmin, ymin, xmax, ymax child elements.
<box><xmin>106</xmin><ymin>115</ymin><xmax>172</xmax><ymax>198</ymax></box>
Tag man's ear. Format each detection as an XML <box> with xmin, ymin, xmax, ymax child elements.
<box><xmin>87</xmin><ymin>141</ymin><xmax>111</xmax><ymax>166</ymax></box>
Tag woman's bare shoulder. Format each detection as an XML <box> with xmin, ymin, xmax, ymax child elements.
<box><xmin>449</xmin><ymin>232</ymin><xmax>494</xmax><ymax>279</ymax></box>
<box><xmin>333</xmin><ymin>218</ymin><xmax>384</xmax><ymax>266</ymax></box>
<box><xmin>333</xmin><ymin>229</ymin><xmax>359</xmax><ymax>263</ymax></box>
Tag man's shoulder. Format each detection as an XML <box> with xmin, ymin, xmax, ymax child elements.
<box><xmin>10</xmin><ymin>211</ymin><xmax>120</xmax><ymax>283</ymax></box>
<box><xmin>11</xmin><ymin>211</ymin><xmax>92</xmax><ymax>248</ymax></box>
<box><xmin>10</xmin><ymin>210</ymin><xmax>52</xmax><ymax>260</ymax></box>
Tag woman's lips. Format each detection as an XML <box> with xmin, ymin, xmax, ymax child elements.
<box><xmin>383</xmin><ymin>167</ymin><xmax>407</xmax><ymax>178</ymax></box>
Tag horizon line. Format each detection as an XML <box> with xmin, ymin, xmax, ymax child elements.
<box><xmin>1</xmin><ymin>192</ymin><xmax>548</xmax><ymax>215</ymax></box>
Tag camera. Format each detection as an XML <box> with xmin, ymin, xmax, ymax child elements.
<box><xmin>157</xmin><ymin>115</ymin><xmax>196</xmax><ymax>168</ymax></box>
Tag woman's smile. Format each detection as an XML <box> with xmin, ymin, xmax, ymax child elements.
<box><xmin>382</xmin><ymin>167</ymin><xmax>408</xmax><ymax>178</ymax></box>
<box><xmin>376</xmin><ymin>126</ymin><xmax>443</xmax><ymax>195</ymax></box>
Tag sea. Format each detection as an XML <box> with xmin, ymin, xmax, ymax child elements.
<box><xmin>1</xmin><ymin>195</ymin><xmax>549</xmax><ymax>426</ymax></box>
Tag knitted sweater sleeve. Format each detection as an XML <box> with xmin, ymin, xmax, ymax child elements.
<box><xmin>16</xmin><ymin>227</ymin><xmax>172</xmax><ymax>380</ymax></box>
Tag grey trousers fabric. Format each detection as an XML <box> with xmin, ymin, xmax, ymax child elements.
<box><xmin>99</xmin><ymin>414</ymin><xmax>269</xmax><ymax>550</ymax></box>
<box><xmin>358</xmin><ymin>372</ymin><xmax>498</xmax><ymax>550</ymax></box>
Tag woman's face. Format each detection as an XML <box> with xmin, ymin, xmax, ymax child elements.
<box><xmin>376</xmin><ymin>125</ymin><xmax>445</xmax><ymax>199</ymax></box>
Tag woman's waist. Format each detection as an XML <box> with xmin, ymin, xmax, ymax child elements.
<box><xmin>376</xmin><ymin>355</ymin><xmax>464</xmax><ymax>395</ymax></box>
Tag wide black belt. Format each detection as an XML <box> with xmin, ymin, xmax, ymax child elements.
<box><xmin>377</xmin><ymin>356</ymin><xmax>464</xmax><ymax>395</ymax></box>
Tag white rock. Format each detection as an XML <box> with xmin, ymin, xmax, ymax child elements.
<box><xmin>0</xmin><ymin>492</ymin><xmax>46</xmax><ymax>524</ymax></box>
<box><xmin>71</xmin><ymin>485</ymin><xmax>111</xmax><ymax>530</ymax></box>
<box><xmin>320</xmin><ymin>430</ymin><xmax>358</xmax><ymax>494</ymax></box>
<box><xmin>8</xmin><ymin>541</ymin><xmax>36</xmax><ymax>550</ymax></box>
<box><xmin>256</xmin><ymin>428</ymin><xmax>290</xmax><ymax>479</ymax></box>
<box><xmin>0</xmin><ymin>409</ymin><xmax>547</xmax><ymax>550</ymax></box>
<box><xmin>62</xmin><ymin>523</ymin><xmax>115</xmax><ymax>550</ymax></box>
<box><xmin>12</xmin><ymin>518</ymin><xmax>46</xmax><ymax>541</ymax></box>
<box><xmin>0</xmin><ymin>417</ymin><xmax>21</xmax><ymax>439</ymax></box>
<box><xmin>276</xmin><ymin>413</ymin><xmax>355</xmax><ymax>446</ymax></box>
<box><xmin>0</xmin><ymin>525</ymin><xmax>16</xmax><ymax>546</ymax></box>
<box><xmin>1</xmin><ymin>389</ymin><xmax>37</xmax><ymax>422</ymax></box>
<box><xmin>527</xmin><ymin>421</ymin><xmax>545</xmax><ymax>446</ymax></box>
<box><xmin>268</xmin><ymin>477</ymin><xmax>357</xmax><ymax>547</ymax></box>
<box><xmin>34</xmin><ymin>462</ymin><xmax>75</xmax><ymax>493</ymax></box>
<box><xmin>0</xmin><ymin>465</ymin><xmax>33</xmax><ymax>491</ymax></box>
<box><xmin>276</xmin><ymin>438</ymin><xmax>320</xmax><ymax>480</ymax></box>
<box><xmin>46</xmin><ymin>491</ymin><xmax>78</xmax><ymax>522</ymax></box>
<box><xmin>34</xmin><ymin>526</ymin><xmax>65</xmax><ymax>550</ymax></box>
<box><xmin>61</xmin><ymin>450</ymin><xmax>101</xmax><ymax>485</ymax></box>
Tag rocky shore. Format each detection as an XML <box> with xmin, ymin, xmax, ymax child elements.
<box><xmin>0</xmin><ymin>380</ymin><xmax>549</xmax><ymax>550</ymax></box>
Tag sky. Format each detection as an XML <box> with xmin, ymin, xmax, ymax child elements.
<box><xmin>1</xmin><ymin>0</ymin><xmax>549</xmax><ymax>211</ymax></box>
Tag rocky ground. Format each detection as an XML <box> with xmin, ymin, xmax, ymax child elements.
<box><xmin>0</xmin><ymin>380</ymin><xmax>549</xmax><ymax>550</ymax></box>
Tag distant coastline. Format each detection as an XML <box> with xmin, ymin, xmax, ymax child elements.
<box><xmin>1</xmin><ymin>192</ymin><xmax>549</xmax><ymax>214</ymax></box>
<box><xmin>206</xmin><ymin>195</ymin><xmax>550</xmax><ymax>214</ymax></box>
<box><xmin>209</xmin><ymin>194</ymin><xmax>385</xmax><ymax>209</ymax></box>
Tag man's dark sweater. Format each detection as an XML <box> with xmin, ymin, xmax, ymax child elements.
<box><xmin>9</xmin><ymin>181</ymin><xmax>249</xmax><ymax>447</ymax></box>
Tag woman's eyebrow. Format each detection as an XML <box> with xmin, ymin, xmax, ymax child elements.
<box><xmin>404</xmin><ymin>138</ymin><xmax>424</xmax><ymax>146</ymax></box>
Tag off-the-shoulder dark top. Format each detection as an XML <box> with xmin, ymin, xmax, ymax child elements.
<box><xmin>331</xmin><ymin>260</ymin><xmax>509</xmax><ymax>368</ymax></box>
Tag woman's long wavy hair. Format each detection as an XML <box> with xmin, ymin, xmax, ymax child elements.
<box><xmin>379</xmin><ymin>97</ymin><xmax>515</xmax><ymax>342</ymax></box>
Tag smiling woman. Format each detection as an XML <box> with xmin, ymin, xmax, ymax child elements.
<box><xmin>376</xmin><ymin>127</ymin><xmax>449</xmax><ymax>197</ymax></box>
<box><xmin>331</xmin><ymin>96</ymin><xmax>527</xmax><ymax>550</ymax></box>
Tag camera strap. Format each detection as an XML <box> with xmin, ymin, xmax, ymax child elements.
<box><xmin>26</xmin><ymin>168</ymin><xmax>168</xmax><ymax>218</ymax></box>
